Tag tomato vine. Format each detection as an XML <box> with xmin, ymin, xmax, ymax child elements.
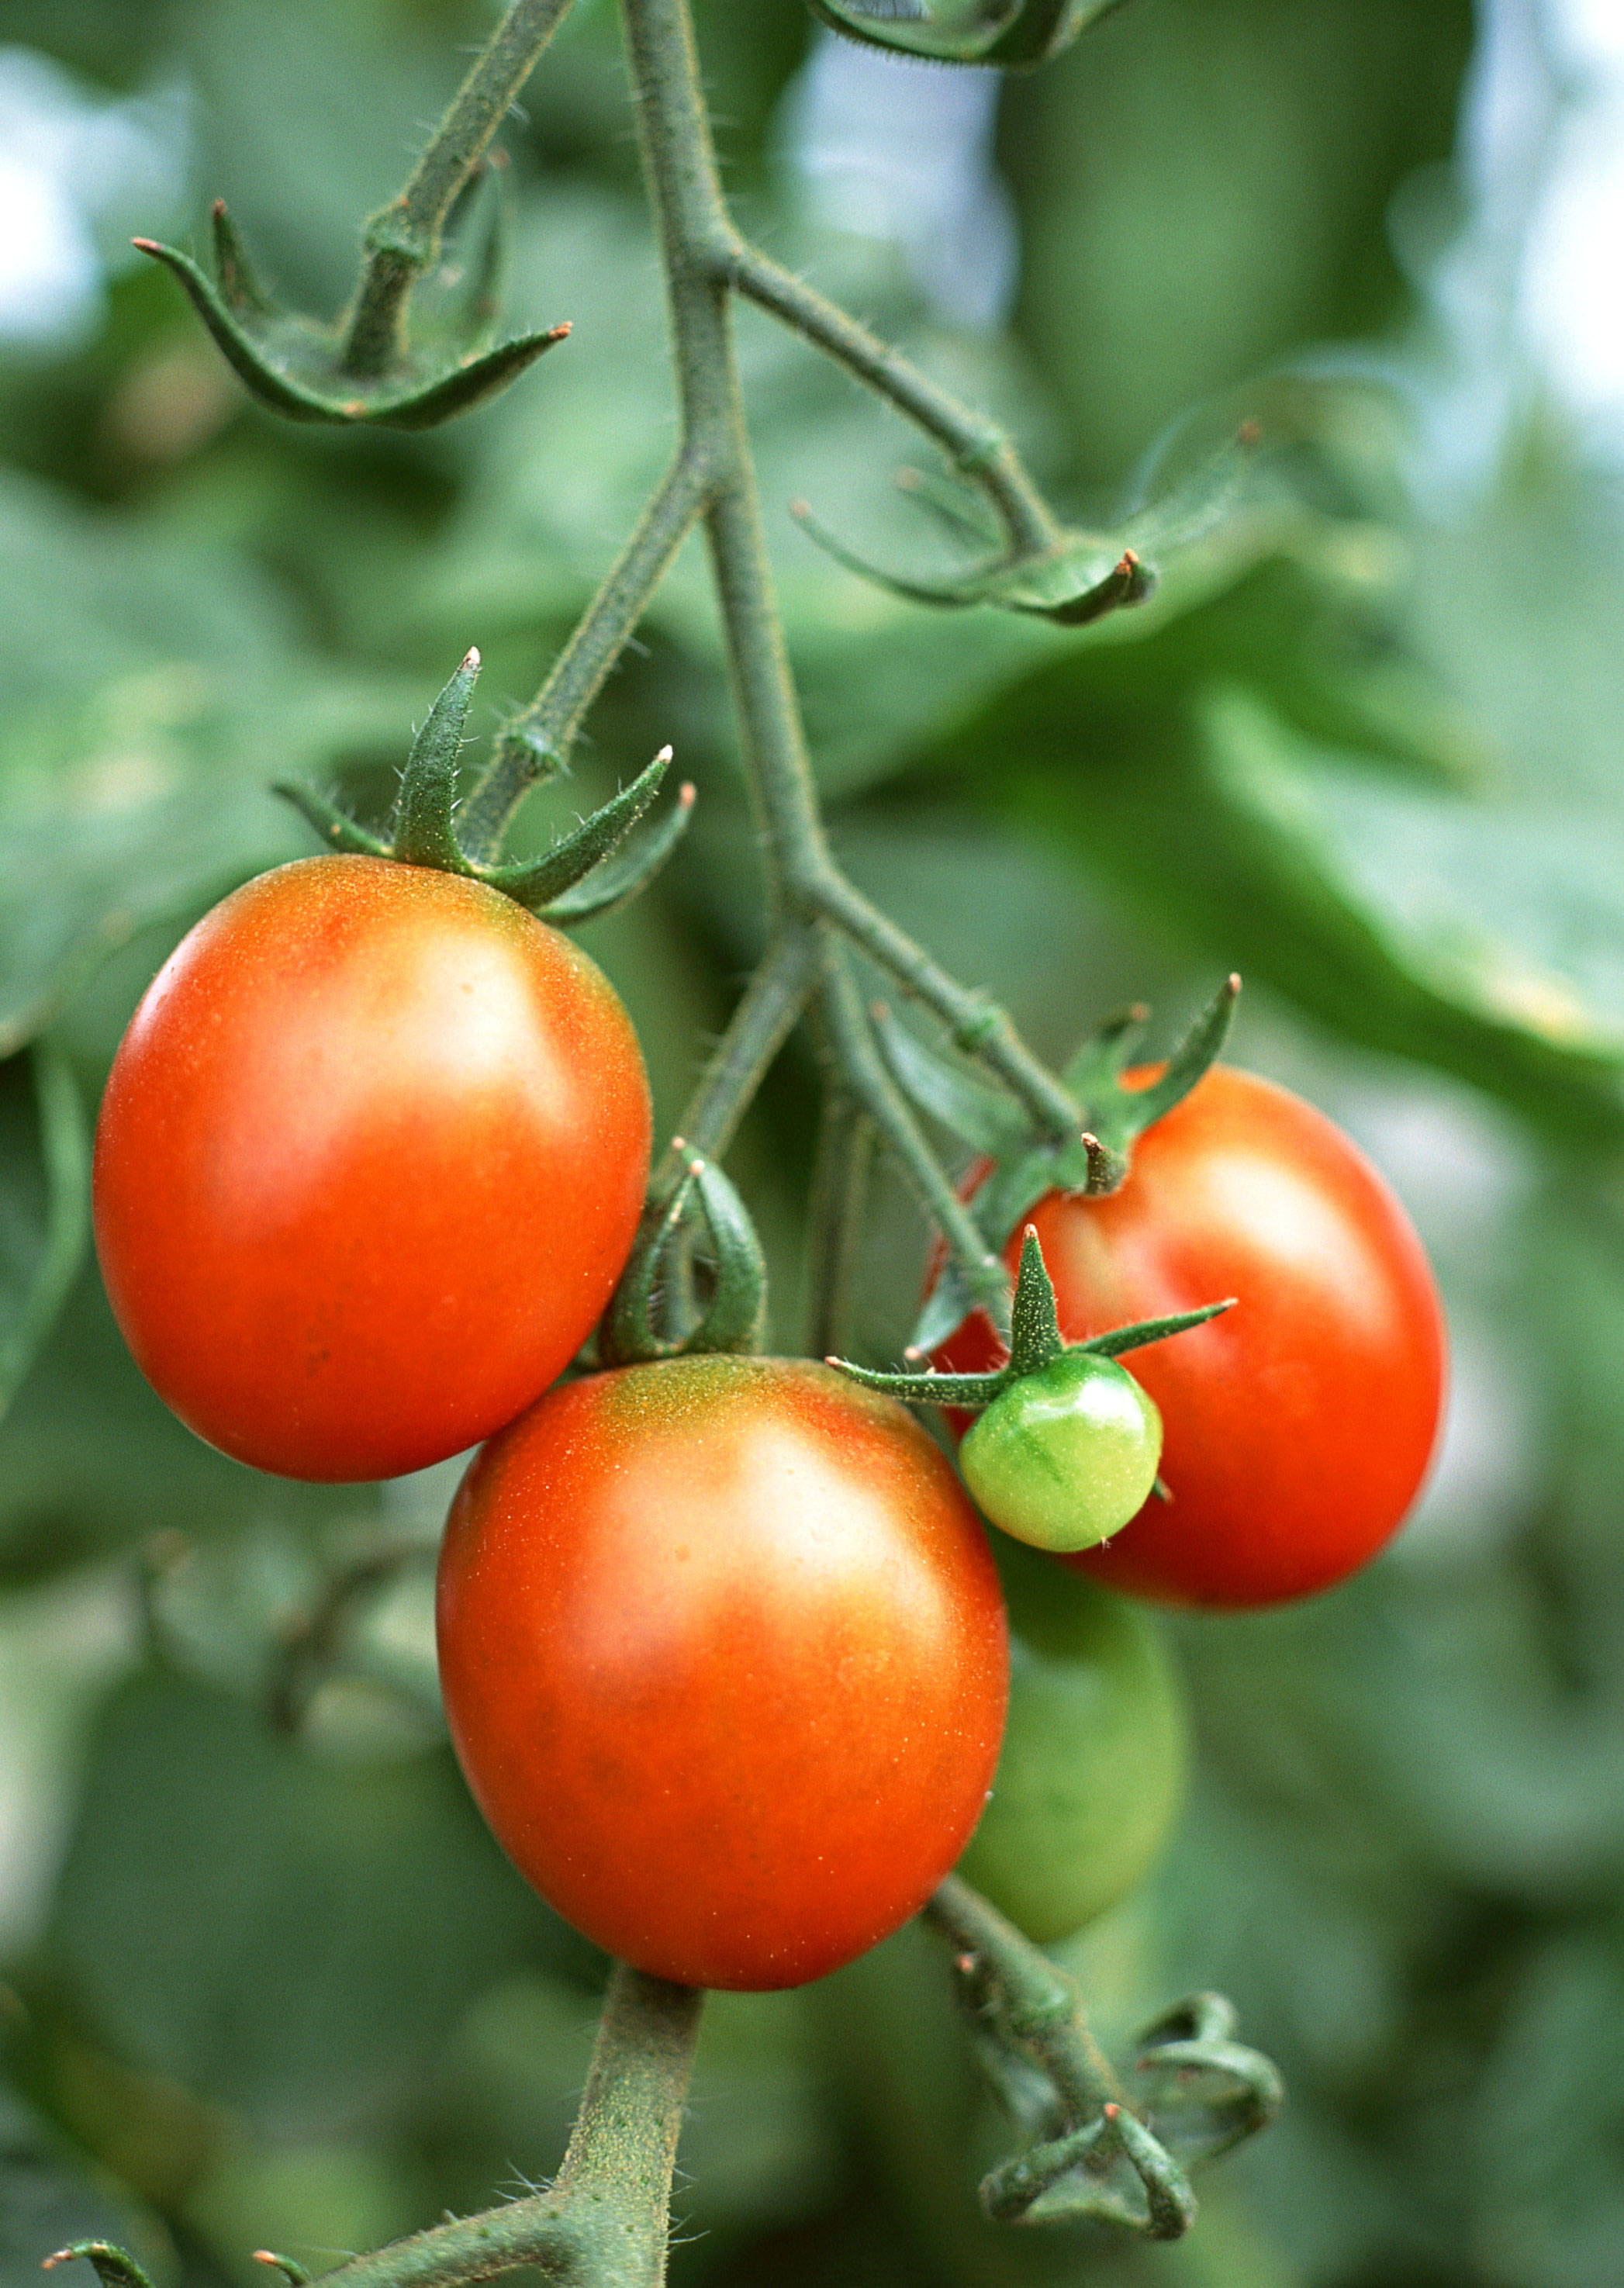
<box><xmin>55</xmin><ymin>1</ymin><xmax>1301</xmax><ymax>2283</ymax></box>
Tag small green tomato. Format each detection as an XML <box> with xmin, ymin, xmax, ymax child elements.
<box><xmin>959</xmin><ymin>1350</ymin><xmax>1162</xmax><ymax>1553</ymax></box>
<box><xmin>958</xmin><ymin>1538</ymin><xmax>1188</xmax><ymax>1943</ymax></box>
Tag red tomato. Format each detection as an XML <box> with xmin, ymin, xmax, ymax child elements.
<box><xmin>436</xmin><ymin>1356</ymin><xmax>1009</xmax><ymax>1990</ymax></box>
<box><xmin>935</xmin><ymin>1066</ymin><xmax>1446</xmax><ymax>1608</ymax></box>
<box><xmin>94</xmin><ymin>855</ymin><xmax>651</xmax><ymax>1482</ymax></box>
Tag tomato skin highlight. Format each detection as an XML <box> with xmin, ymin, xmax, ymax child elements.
<box><xmin>936</xmin><ymin>1066</ymin><xmax>1447</xmax><ymax>1609</ymax></box>
<box><xmin>93</xmin><ymin>854</ymin><xmax>652</xmax><ymax>1482</ymax></box>
<box><xmin>960</xmin><ymin>1351</ymin><xmax>1163</xmax><ymax>1554</ymax></box>
<box><xmin>435</xmin><ymin>1355</ymin><xmax>1010</xmax><ymax>1992</ymax></box>
<box><xmin>958</xmin><ymin>1540</ymin><xmax>1187</xmax><ymax>1944</ymax></box>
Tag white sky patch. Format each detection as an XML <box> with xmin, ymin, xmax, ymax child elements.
<box><xmin>0</xmin><ymin>46</ymin><xmax>188</xmax><ymax>346</ymax></box>
<box><xmin>781</xmin><ymin>29</ymin><xmax>1018</xmax><ymax>331</ymax></box>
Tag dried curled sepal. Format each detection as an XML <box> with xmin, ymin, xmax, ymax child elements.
<box><xmin>789</xmin><ymin>501</ymin><xmax>1156</xmax><ymax>629</ymax></box>
<box><xmin>1132</xmin><ymin>1994</ymin><xmax>1286</xmax><ymax>2168</ymax></box>
<box><xmin>790</xmin><ymin>420</ymin><xmax>1258</xmax><ymax>627</ymax></box>
<box><xmin>599</xmin><ymin>1147</ymin><xmax>767</xmax><ymax>1367</ymax></box>
<box><xmin>134</xmin><ymin>199</ymin><xmax>568</xmax><ymax>431</ymax></box>
<box><xmin>806</xmin><ymin>0</ymin><xmax>1131</xmax><ymax>72</ymax></box>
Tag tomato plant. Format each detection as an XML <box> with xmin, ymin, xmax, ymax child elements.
<box><xmin>958</xmin><ymin>1538</ymin><xmax>1188</xmax><ymax>1944</ymax></box>
<box><xmin>93</xmin><ymin>854</ymin><xmax>651</xmax><ymax>1482</ymax></box>
<box><xmin>937</xmin><ymin>1066</ymin><xmax>1447</xmax><ymax>1607</ymax></box>
<box><xmin>960</xmin><ymin>1348</ymin><xmax>1163</xmax><ymax>1553</ymax></box>
<box><xmin>435</xmin><ymin>1354</ymin><xmax>1009</xmax><ymax>1992</ymax></box>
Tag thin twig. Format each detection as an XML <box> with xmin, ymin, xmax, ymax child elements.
<box><xmin>719</xmin><ymin>236</ymin><xmax>1061</xmax><ymax>558</ymax></box>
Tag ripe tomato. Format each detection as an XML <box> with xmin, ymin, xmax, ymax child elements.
<box><xmin>958</xmin><ymin>1538</ymin><xmax>1187</xmax><ymax>1943</ymax></box>
<box><xmin>436</xmin><ymin>1355</ymin><xmax>1009</xmax><ymax>1991</ymax></box>
<box><xmin>936</xmin><ymin>1066</ymin><xmax>1446</xmax><ymax>1608</ymax></box>
<box><xmin>959</xmin><ymin>1350</ymin><xmax>1163</xmax><ymax>1554</ymax></box>
<box><xmin>94</xmin><ymin>855</ymin><xmax>651</xmax><ymax>1482</ymax></box>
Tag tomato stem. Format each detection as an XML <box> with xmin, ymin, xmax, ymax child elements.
<box><xmin>341</xmin><ymin>0</ymin><xmax>577</xmax><ymax>378</ymax></box>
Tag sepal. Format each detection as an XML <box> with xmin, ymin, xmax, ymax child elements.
<box><xmin>43</xmin><ymin>2248</ymin><xmax>154</xmax><ymax>2288</ymax></box>
<box><xmin>134</xmin><ymin>189</ymin><xmax>568</xmax><ymax>431</ymax></box>
<box><xmin>540</xmin><ymin>783</ymin><xmax>695</xmax><ymax>922</ymax></box>
<box><xmin>1076</xmin><ymin>975</ymin><xmax>1240</xmax><ymax>1156</ymax></box>
<box><xmin>831</xmin><ymin>1227</ymin><xmax>1231</xmax><ymax>1409</ymax></box>
<box><xmin>599</xmin><ymin>1148</ymin><xmax>767</xmax><ymax>1366</ymax></box>
<box><xmin>277</xmin><ymin>649</ymin><xmax>689</xmax><ymax>925</ymax></box>
<box><xmin>790</xmin><ymin>420</ymin><xmax>1256</xmax><ymax>627</ymax></box>
<box><xmin>478</xmin><ymin>748</ymin><xmax>674</xmax><ymax>910</ymax></box>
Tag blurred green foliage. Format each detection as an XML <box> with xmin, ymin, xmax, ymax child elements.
<box><xmin>4</xmin><ymin>1</ymin><xmax>1624</xmax><ymax>2284</ymax></box>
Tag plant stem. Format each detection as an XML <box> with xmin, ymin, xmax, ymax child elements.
<box><xmin>925</xmin><ymin>1875</ymin><xmax>1123</xmax><ymax>2120</ymax></box>
<box><xmin>821</xmin><ymin>951</ymin><xmax>1008</xmax><ymax>1322</ymax></box>
<box><xmin>610</xmin><ymin>0</ymin><xmax>1075</xmax><ymax>1239</ymax></box>
<box><xmin>808</xmin><ymin>872</ymin><xmax>1080</xmax><ymax>1137</ymax></box>
<box><xmin>719</xmin><ymin>237</ymin><xmax>1061</xmax><ymax>558</ymax></box>
<box><xmin>664</xmin><ymin>927</ymin><xmax>822</xmax><ymax>1174</ymax></box>
<box><xmin>802</xmin><ymin>1077</ymin><xmax>874</xmax><ymax>1359</ymax></box>
<box><xmin>619</xmin><ymin>0</ymin><xmax>835</xmax><ymax>926</ymax></box>
<box><xmin>460</xmin><ymin>444</ymin><xmax>717</xmax><ymax>859</ymax></box>
<box><xmin>299</xmin><ymin>1966</ymin><xmax>702</xmax><ymax>2288</ymax></box>
<box><xmin>344</xmin><ymin>0</ymin><xmax>577</xmax><ymax>377</ymax></box>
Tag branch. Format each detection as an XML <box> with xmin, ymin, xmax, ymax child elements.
<box><xmin>305</xmin><ymin>1968</ymin><xmax>699</xmax><ymax>2288</ymax></box>
<box><xmin>801</xmin><ymin>1069</ymin><xmax>874</xmax><ymax>1360</ymax></box>
<box><xmin>821</xmin><ymin>952</ymin><xmax>1010</xmax><ymax>1326</ymax></box>
<box><xmin>807</xmin><ymin>869</ymin><xmax>1082</xmax><ymax>1139</ymax></box>
<box><xmin>719</xmin><ymin>236</ymin><xmax>1061</xmax><ymax>558</ymax></box>
<box><xmin>459</xmin><ymin>444</ymin><xmax>717</xmax><ymax>860</ymax></box>
<box><xmin>344</xmin><ymin>0</ymin><xmax>578</xmax><ymax>377</ymax></box>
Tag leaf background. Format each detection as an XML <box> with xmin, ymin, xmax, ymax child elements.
<box><xmin>5</xmin><ymin>2</ymin><xmax>1623</xmax><ymax>2284</ymax></box>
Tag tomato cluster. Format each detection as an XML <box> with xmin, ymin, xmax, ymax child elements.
<box><xmin>935</xmin><ymin>1067</ymin><xmax>1447</xmax><ymax>1610</ymax></box>
<box><xmin>94</xmin><ymin>853</ymin><xmax>1446</xmax><ymax>1983</ymax></box>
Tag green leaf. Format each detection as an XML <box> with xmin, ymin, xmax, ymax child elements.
<box><xmin>0</xmin><ymin>1046</ymin><xmax>89</xmax><ymax>1424</ymax></box>
<box><xmin>0</xmin><ymin>474</ymin><xmax>420</xmax><ymax>1059</ymax></box>
<box><xmin>44</xmin><ymin>1667</ymin><xmax>586</xmax><ymax>2137</ymax></box>
<box><xmin>929</xmin><ymin>653</ymin><xmax>1624</xmax><ymax>1147</ymax></box>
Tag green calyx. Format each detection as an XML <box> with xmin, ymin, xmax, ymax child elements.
<box><xmin>790</xmin><ymin>416</ymin><xmax>1255</xmax><ymax>631</ymax></box>
<box><xmin>136</xmin><ymin>183</ymin><xmax>568</xmax><ymax>430</ymax></box>
<box><xmin>886</xmin><ymin>974</ymin><xmax>1241</xmax><ymax>1356</ymax></box>
<box><xmin>831</xmin><ymin>1225</ymin><xmax>1233</xmax><ymax>1414</ymax></box>
<box><xmin>599</xmin><ymin>1145</ymin><xmax>767</xmax><ymax>1367</ymax></box>
<box><xmin>277</xmin><ymin>648</ymin><xmax>693</xmax><ymax>919</ymax></box>
<box><xmin>806</xmin><ymin>0</ymin><xmax>1132</xmax><ymax>73</ymax></box>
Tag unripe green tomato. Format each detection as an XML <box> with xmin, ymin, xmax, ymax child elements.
<box><xmin>959</xmin><ymin>1350</ymin><xmax>1162</xmax><ymax>1553</ymax></box>
<box><xmin>959</xmin><ymin>1540</ymin><xmax>1188</xmax><ymax>1944</ymax></box>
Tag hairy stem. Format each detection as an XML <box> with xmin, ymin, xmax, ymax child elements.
<box><xmin>802</xmin><ymin>1077</ymin><xmax>874</xmax><ymax>1360</ymax></box>
<box><xmin>821</xmin><ymin>952</ymin><xmax>1008</xmax><ymax>1323</ymax></box>
<box><xmin>925</xmin><ymin>1875</ymin><xmax>1123</xmax><ymax>2120</ymax></box>
<box><xmin>809</xmin><ymin>871</ymin><xmax>1081</xmax><ymax>1138</ymax></box>
<box><xmin>719</xmin><ymin>237</ymin><xmax>1060</xmax><ymax>558</ymax></box>
<box><xmin>299</xmin><ymin>1966</ymin><xmax>701</xmax><ymax>2288</ymax></box>
<box><xmin>620</xmin><ymin>0</ymin><xmax>834</xmax><ymax>922</ymax></box>
<box><xmin>344</xmin><ymin>0</ymin><xmax>576</xmax><ymax>376</ymax></box>
<box><xmin>460</xmin><ymin>445</ymin><xmax>717</xmax><ymax>859</ymax></box>
<box><xmin>663</xmin><ymin>927</ymin><xmax>821</xmax><ymax>1175</ymax></box>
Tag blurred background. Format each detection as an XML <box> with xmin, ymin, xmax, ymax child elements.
<box><xmin>3</xmin><ymin>2</ymin><xmax>1624</xmax><ymax>2283</ymax></box>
